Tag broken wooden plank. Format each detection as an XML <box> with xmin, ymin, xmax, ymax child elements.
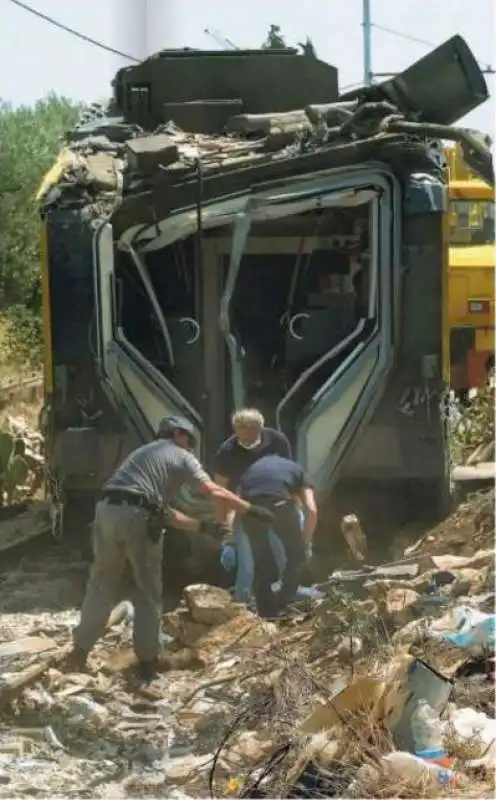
<box><xmin>452</xmin><ymin>462</ymin><xmax>495</xmax><ymax>482</ymax></box>
<box><xmin>225</xmin><ymin>110</ymin><xmax>310</xmax><ymax>136</ymax></box>
<box><xmin>0</xmin><ymin>642</ymin><xmax>73</xmax><ymax>708</ymax></box>
<box><xmin>0</xmin><ymin>636</ymin><xmax>56</xmax><ymax>659</ymax></box>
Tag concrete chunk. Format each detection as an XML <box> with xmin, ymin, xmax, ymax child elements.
<box><xmin>125</xmin><ymin>134</ymin><xmax>179</xmax><ymax>172</ymax></box>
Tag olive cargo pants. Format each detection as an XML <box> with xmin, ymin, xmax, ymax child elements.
<box><xmin>73</xmin><ymin>499</ymin><xmax>163</xmax><ymax>662</ymax></box>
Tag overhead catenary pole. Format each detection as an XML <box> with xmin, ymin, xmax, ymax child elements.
<box><xmin>362</xmin><ymin>0</ymin><xmax>373</xmax><ymax>85</ymax></box>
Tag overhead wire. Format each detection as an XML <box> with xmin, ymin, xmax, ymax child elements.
<box><xmin>8</xmin><ymin>0</ymin><xmax>493</xmax><ymax>81</ymax></box>
<box><xmin>343</xmin><ymin>19</ymin><xmax>494</xmax><ymax>87</ymax></box>
<box><xmin>371</xmin><ymin>21</ymin><xmax>493</xmax><ymax>73</ymax></box>
<box><xmin>7</xmin><ymin>0</ymin><xmax>140</xmax><ymax>62</ymax></box>
<box><xmin>371</xmin><ymin>23</ymin><xmax>438</xmax><ymax>50</ymax></box>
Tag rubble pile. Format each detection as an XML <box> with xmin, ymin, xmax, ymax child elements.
<box><xmin>38</xmin><ymin>75</ymin><xmax>488</xmax><ymax>225</ymax></box>
<box><xmin>0</xmin><ymin>490</ymin><xmax>494</xmax><ymax>798</ymax></box>
<box><xmin>0</xmin><ymin>414</ymin><xmax>44</xmax><ymax>507</ymax></box>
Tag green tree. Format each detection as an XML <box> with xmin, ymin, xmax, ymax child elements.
<box><xmin>298</xmin><ymin>37</ymin><xmax>318</xmax><ymax>58</ymax></box>
<box><xmin>0</xmin><ymin>94</ymin><xmax>81</xmax><ymax>365</ymax></box>
<box><xmin>261</xmin><ymin>24</ymin><xmax>287</xmax><ymax>50</ymax></box>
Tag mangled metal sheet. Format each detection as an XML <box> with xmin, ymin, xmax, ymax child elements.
<box><xmin>36</xmin><ymin>35</ymin><xmax>493</xmax><ymax>217</ymax></box>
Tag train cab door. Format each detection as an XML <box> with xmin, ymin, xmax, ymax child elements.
<box><xmin>275</xmin><ymin>192</ymin><xmax>397</xmax><ymax>498</ymax></box>
<box><xmin>93</xmin><ymin>222</ymin><xmax>202</xmax><ymax>450</ymax></box>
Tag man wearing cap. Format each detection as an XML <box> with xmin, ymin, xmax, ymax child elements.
<box><xmin>68</xmin><ymin>415</ymin><xmax>274</xmax><ymax>680</ymax></box>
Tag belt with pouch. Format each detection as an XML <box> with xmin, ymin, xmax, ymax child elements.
<box><xmin>101</xmin><ymin>489</ymin><xmax>159</xmax><ymax>513</ymax></box>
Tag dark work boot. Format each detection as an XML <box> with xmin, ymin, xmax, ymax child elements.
<box><xmin>136</xmin><ymin>659</ymin><xmax>158</xmax><ymax>683</ymax></box>
<box><xmin>64</xmin><ymin>646</ymin><xmax>89</xmax><ymax>672</ymax></box>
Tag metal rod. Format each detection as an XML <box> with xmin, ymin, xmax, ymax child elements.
<box><xmin>362</xmin><ymin>0</ymin><xmax>373</xmax><ymax>85</ymax></box>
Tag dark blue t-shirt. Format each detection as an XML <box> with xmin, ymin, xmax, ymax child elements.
<box><xmin>213</xmin><ymin>427</ymin><xmax>291</xmax><ymax>490</ymax></box>
<box><xmin>237</xmin><ymin>455</ymin><xmax>312</xmax><ymax>501</ymax></box>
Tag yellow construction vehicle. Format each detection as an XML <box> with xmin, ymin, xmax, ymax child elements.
<box><xmin>445</xmin><ymin>145</ymin><xmax>494</xmax><ymax>396</ymax></box>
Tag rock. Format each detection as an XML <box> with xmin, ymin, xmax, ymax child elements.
<box><xmin>183</xmin><ymin>584</ymin><xmax>238</xmax><ymax>625</ymax></box>
<box><xmin>193</xmin><ymin>608</ymin><xmax>263</xmax><ymax>665</ymax></box>
<box><xmin>125</xmin><ymin>134</ymin><xmax>179</xmax><ymax>173</ymax></box>
<box><xmin>162</xmin><ymin>609</ymin><xmax>210</xmax><ymax>647</ymax></box>
<box><xmin>85</xmin><ymin>153</ymin><xmax>118</xmax><ymax>190</ymax></box>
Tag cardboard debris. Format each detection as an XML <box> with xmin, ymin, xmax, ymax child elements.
<box><xmin>299</xmin><ymin>677</ymin><xmax>388</xmax><ymax>734</ymax></box>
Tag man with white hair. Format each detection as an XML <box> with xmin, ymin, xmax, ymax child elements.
<box><xmin>213</xmin><ymin>408</ymin><xmax>303</xmax><ymax>602</ymax></box>
<box><xmin>67</xmin><ymin>415</ymin><xmax>275</xmax><ymax>681</ymax></box>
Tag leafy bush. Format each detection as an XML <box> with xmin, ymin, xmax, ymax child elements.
<box><xmin>451</xmin><ymin>384</ymin><xmax>495</xmax><ymax>464</ymax></box>
<box><xmin>0</xmin><ymin>95</ymin><xmax>81</xmax><ymax>366</ymax></box>
<box><xmin>1</xmin><ymin>304</ymin><xmax>43</xmax><ymax>369</ymax></box>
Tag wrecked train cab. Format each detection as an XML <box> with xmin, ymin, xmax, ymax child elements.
<box><xmin>38</xmin><ymin>37</ymin><xmax>492</xmax><ymax>537</ymax></box>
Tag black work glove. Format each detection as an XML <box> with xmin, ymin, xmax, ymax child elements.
<box><xmin>246</xmin><ymin>505</ymin><xmax>275</xmax><ymax>524</ymax></box>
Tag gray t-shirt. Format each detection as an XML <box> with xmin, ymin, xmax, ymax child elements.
<box><xmin>104</xmin><ymin>440</ymin><xmax>210</xmax><ymax>508</ymax></box>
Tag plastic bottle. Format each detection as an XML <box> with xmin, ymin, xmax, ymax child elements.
<box><xmin>382</xmin><ymin>752</ymin><xmax>459</xmax><ymax>789</ymax></box>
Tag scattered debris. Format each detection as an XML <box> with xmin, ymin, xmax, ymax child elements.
<box><xmin>0</xmin><ymin>481</ymin><xmax>493</xmax><ymax>796</ymax></box>
<box><xmin>0</xmin><ymin>416</ymin><xmax>44</xmax><ymax>507</ymax></box>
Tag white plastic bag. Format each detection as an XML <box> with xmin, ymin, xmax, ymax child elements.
<box><xmin>428</xmin><ymin>605</ymin><xmax>495</xmax><ymax>652</ymax></box>
<box><xmin>443</xmin><ymin>705</ymin><xmax>496</xmax><ymax>768</ymax></box>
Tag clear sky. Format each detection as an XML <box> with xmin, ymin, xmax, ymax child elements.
<box><xmin>1</xmin><ymin>0</ymin><xmax>494</xmax><ymax>134</ymax></box>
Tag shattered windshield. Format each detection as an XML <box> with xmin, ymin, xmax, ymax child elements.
<box><xmin>448</xmin><ymin>198</ymin><xmax>495</xmax><ymax>245</ymax></box>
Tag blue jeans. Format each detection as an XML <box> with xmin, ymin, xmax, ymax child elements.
<box><xmin>233</xmin><ymin>508</ymin><xmax>304</xmax><ymax>602</ymax></box>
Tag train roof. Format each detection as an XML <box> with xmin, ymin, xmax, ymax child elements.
<box><xmin>37</xmin><ymin>35</ymin><xmax>493</xmax><ymax>234</ymax></box>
